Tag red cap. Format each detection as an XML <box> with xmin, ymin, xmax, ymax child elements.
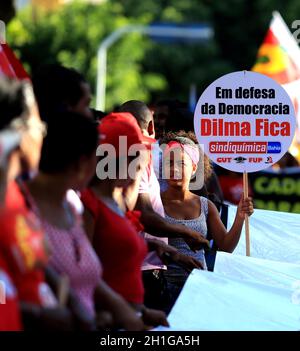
<box><xmin>98</xmin><ymin>112</ymin><xmax>155</xmax><ymax>156</ymax></box>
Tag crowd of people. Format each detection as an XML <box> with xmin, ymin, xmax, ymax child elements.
<box><xmin>0</xmin><ymin>64</ymin><xmax>254</xmax><ymax>331</ymax></box>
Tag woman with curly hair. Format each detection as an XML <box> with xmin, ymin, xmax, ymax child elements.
<box><xmin>160</xmin><ymin>131</ymin><xmax>254</xmax><ymax>301</ymax></box>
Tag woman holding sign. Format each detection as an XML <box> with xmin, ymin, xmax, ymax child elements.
<box><xmin>160</xmin><ymin>131</ymin><xmax>254</xmax><ymax>302</ymax></box>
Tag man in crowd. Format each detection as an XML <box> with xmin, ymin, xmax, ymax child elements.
<box><xmin>119</xmin><ymin>100</ymin><xmax>208</xmax><ymax>312</ymax></box>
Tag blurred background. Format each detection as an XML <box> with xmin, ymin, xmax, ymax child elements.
<box><xmin>2</xmin><ymin>0</ymin><xmax>300</xmax><ymax>111</ymax></box>
<box><xmin>2</xmin><ymin>0</ymin><xmax>300</xmax><ymax>213</ymax></box>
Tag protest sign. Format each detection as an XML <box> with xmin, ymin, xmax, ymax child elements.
<box><xmin>194</xmin><ymin>71</ymin><xmax>296</xmax><ymax>255</ymax></box>
<box><xmin>194</xmin><ymin>71</ymin><xmax>296</xmax><ymax>173</ymax></box>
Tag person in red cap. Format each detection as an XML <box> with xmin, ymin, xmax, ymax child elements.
<box><xmin>119</xmin><ymin>100</ymin><xmax>208</xmax><ymax>313</ymax></box>
<box><xmin>82</xmin><ymin>112</ymin><xmax>169</xmax><ymax>328</ymax></box>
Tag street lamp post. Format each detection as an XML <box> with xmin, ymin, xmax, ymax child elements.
<box><xmin>96</xmin><ymin>24</ymin><xmax>213</xmax><ymax>111</ymax></box>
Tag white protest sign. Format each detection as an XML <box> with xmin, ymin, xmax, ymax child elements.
<box><xmin>194</xmin><ymin>71</ymin><xmax>296</xmax><ymax>173</ymax></box>
<box><xmin>194</xmin><ymin>71</ymin><xmax>297</xmax><ymax>256</ymax></box>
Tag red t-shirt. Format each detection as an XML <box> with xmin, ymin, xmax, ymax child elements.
<box><xmin>219</xmin><ymin>175</ymin><xmax>253</xmax><ymax>205</ymax></box>
<box><xmin>1</xmin><ymin>181</ymin><xmax>55</xmax><ymax>307</ymax></box>
<box><xmin>81</xmin><ymin>188</ymin><xmax>147</xmax><ymax>304</ymax></box>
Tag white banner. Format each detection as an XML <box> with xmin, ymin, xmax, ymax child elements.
<box><xmin>165</xmin><ymin>267</ymin><xmax>300</xmax><ymax>331</ymax></box>
<box><xmin>228</xmin><ymin>206</ymin><xmax>300</xmax><ymax>264</ymax></box>
<box><xmin>214</xmin><ymin>252</ymin><xmax>300</xmax><ymax>290</ymax></box>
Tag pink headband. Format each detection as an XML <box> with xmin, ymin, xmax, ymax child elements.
<box><xmin>164</xmin><ymin>141</ymin><xmax>200</xmax><ymax>166</ymax></box>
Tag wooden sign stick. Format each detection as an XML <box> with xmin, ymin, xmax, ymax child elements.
<box><xmin>243</xmin><ymin>171</ymin><xmax>251</xmax><ymax>257</ymax></box>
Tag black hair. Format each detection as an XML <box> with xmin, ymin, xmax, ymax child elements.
<box><xmin>0</xmin><ymin>77</ymin><xmax>28</xmax><ymax>130</ymax></box>
<box><xmin>32</xmin><ymin>64</ymin><xmax>86</xmax><ymax>123</ymax></box>
<box><xmin>154</xmin><ymin>99</ymin><xmax>185</xmax><ymax>109</ymax></box>
<box><xmin>165</xmin><ymin>108</ymin><xmax>193</xmax><ymax>133</ymax></box>
<box><xmin>118</xmin><ymin>100</ymin><xmax>152</xmax><ymax>130</ymax></box>
<box><xmin>89</xmin><ymin>108</ymin><xmax>107</xmax><ymax>122</ymax></box>
<box><xmin>39</xmin><ymin>111</ymin><xmax>98</xmax><ymax>173</ymax></box>
<box><xmin>160</xmin><ymin>130</ymin><xmax>198</xmax><ymax>146</ymax></box>
<box><xmin>154</xmin><ymin>99</ymin><xmax>194</xmax><ymax>133</ymax></box>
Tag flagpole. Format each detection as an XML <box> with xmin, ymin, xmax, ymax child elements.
<box><xmin>243</xmin><ymin>171</ymin><xmax>251</xmax><ymax>256</ymax></box>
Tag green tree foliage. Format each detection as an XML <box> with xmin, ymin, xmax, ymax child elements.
<box><xmin>113</xmin><ymin>0</ymin><xmax>300</xmax><ymax>102</ymax></box>
<box><xmin>7</xmin><ymin>1</ymin><xmax>166</xmax><ymax>110</ymax></box>
<box><xmin>112</xmin><ymin>0</ymin><xmax>232</xmax><ymax>100</ymax></box>
<box><xmin>6</xmin><ymin>0</ymin><xmax>300</xmax><ymax>110</ymax></box>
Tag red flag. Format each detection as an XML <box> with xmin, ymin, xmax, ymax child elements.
<box><xmin>0</xmin><ymin>43</ymin><xmax>29</xmax><ymax>80</ymax></box>
<box><xmin>252</xmin><ymin>12</ymin><xmax>300</xmax><ymax>160</ymax></box>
